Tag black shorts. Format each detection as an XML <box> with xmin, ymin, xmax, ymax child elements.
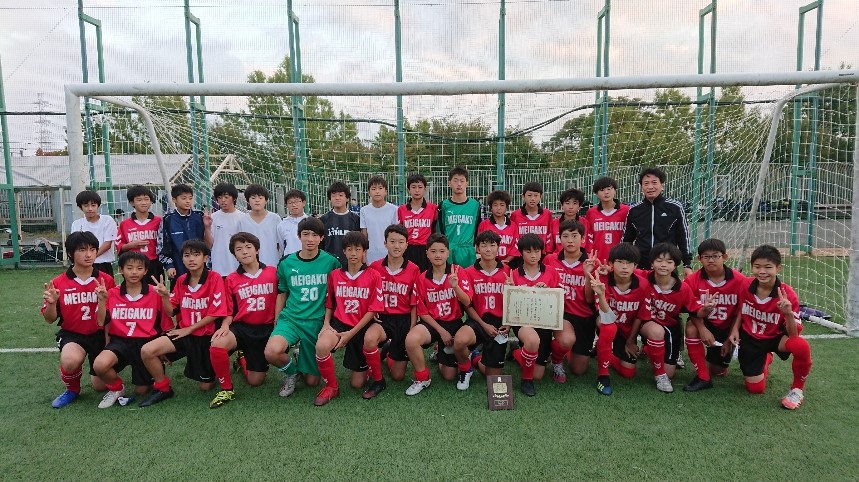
<box><xmin>612</xmin><ymin>330</ymin><xmax>637</xmax><ymax>365</ymax></box>
<box><xmin>703</xmin><ymin>321</ymin><xmax>732</xmax><ymax>368</ymax></box>
<box><xmin>644</xmin><ymin>323</ymin><xmax>683</xmax><ymax>365</ymax></box>
<box><xmin>166</xmin><ymin>334</ymin><xmax>215</xmax><ymax>383</ymax></box>
<box><xmin>105</xmin><ymin>336</ymin><xmax>156</xmax><ymax>386</ymax></box>
<box><xmin>512</xmin><ymin>326</ymin><xmax>553</xmax><ymax>366</ymax></box>
<box><xmin>230</xmin><ymin>322</ymin><xmax>274</xmax><ymax>373</ymax></box>
<box><xmin>419</xmin><ymin>320</ymin><xmax>464</xmax><ymax>368</ymax></box>
<box><xmin>565</xmin><ymin>313</ymin><xmax>597</xmax><ymax>356</ymax></box>
<box><xmin>331</xmin><ymin>318</ymin><xmax>372</xmax><ymax>372</ymax></box>
<box><xmin>56</xmin><ymin>329</ymin><xmax>105</xmax><ymax>376</ymax></box>
<box><xmin>93</xmin><ymin>262</ymin><xmax>114</xmax><ymax>278</ymax></box>
<box><xmin>405</xmin><ymin>244</ymin><xmax>430</xmax><ymax>274</ymax></box>
<box><xmin>466</xmin><ymin>314</ymin><xmax>506</xmax><ymax>369</ymax></box>
<box><xmin>379</xmin><ymin>313</ymin><xmax>411</xmax><ymax>362</ymax></box>
<box><xmin>738</xmin><ymin>330</ymin><xmax>790</xmax><ymax>377</ymax></box>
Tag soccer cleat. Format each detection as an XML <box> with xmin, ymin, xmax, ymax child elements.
<box><xmin>232</xmin><ymin>350</ymin><xmax>246</xmax><ymax>372</ymax></box>
<box><xmin>51</xmin><ymin>390</ymin><xmax>78</xmax><ymax>409</ymax></box>
<box><xmin>781</xmin><ymin>388</ymin><xmax>804</xmax><ymax>410</ymax></box>
<box><xmin>313</xmin><ymin>386</ymin><xmax>339</xmax><ymax>406</ymax></box>
<box><xmin>209</xmin><ymin>390</ymin><xmax>235</xmax><ymax>409</ymax></box>
<box><xmin>428</xmin><ymin>347</ymin><xmax>439</xmax><ymax>363</ymax></box>
<box><xmin>138</xmin><ymin>389</ymin><xmax>175</xmax><ymax>407</ymax></box>
<box><xmin>456</xmin><ymin>370</ymin><xmax>474</xmax><ymax>391</ymax></box>
<box><xmin>506</xmin><ymin>338</ymin><xmax>521</xmax><ymax>361</ymax></box>
<box><xmin>98</xmin><ymin>388</ymin><xmax>125</xmax><ymax>409</ymax></box>
<box><xmin>405</xmin><ymin>379</ymin><xmax>431</xmax><ymax>396</ymax></box>
<box><xmin>521</xmin><ymin>380</ymin><xmax>536</xmax><ymax>397</ymax></box>
<box><xmin>279</xmin><ymin>374</ymin><xmax>298</xmax><ymax>398</ymax></box>
<box><xmin>683</xmin><ymin>376</ymin><xmax>714</xmax><ymax>392</ymax></box>
<box><xmin>596</xmin><ymin>376</ymin><xmax>613</xmax><ymax>396</ymax></box>
<box><xmin>675</xmin><ymin>354</ymin><xmax>686</xmax><ymax>369</ymax></box>
<box><xmin>654</xmin><ymin>374</ymin><xmax>674</xmax><ymax>393</ymax></box>
<box><xmin>362</xmin><ymin>380</ymin><xmax>387</xmax><ymax>399</ymax></box>
<box><xmin>551</xmin><ymin>362</ymin><xmax>567</xmax><ymax>384</ymax></box>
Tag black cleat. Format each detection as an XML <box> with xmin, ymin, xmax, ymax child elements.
<box><xmin>683</xmin><ymin>376</ymin><xmax>714</xmax><ymax>392</ymax></box>
<box><xmin>361</xmin><ymin>380</ymin><xmax>387</xmax><ymax>399</ymax></box>
<box><xmin>521</xmin><ymin>380</ymin><xmax>536</xmax><ymax>397</ymax></box>
<box><xmin>138</xmin><ymin>389</ymin><xmax>175</xmax><ymax>407</ymax></box>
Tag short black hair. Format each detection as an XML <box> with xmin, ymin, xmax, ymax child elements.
<box><xmin>126</xmin><ymin>185</ymin><xmax>155</xmax><ymax>203</ymax></box>
<box><xmin>285</xmin><ymin>189</ymin><xmax>306</xmax><ymax>202</ymax></box>
<box><xmin>181</xmin><ymin>239</ymin><xmax>211</xmax><ymax>257</ymax></box>
<box><xmin>592</xmin><ymin>176</ymin><xmax>618</xmax><ymax>193</ymax></box>
<box><xmin>243</xmin><ymin>184</ymin><xmax>270</xmax><ymax>201</ymax></box>
<box><xmin>608</xmin><ymin>242</ymin><xmax>640</xmax><ymax>264</ymax></box>
<box><xmin>64</xmin><ymin>231</ymin><xmax>99</xmax><ymax>260</ymax></box>
<box><xmin>448</xmin><ymin>166</ymin><xmax>469</xmax><ymax>181</ymax></box>
<box><xmin>522</xmin><ymin>182</ymin><xmax>543</xmax><ymax>195</ymax></box>
<box><xmin>343</xmin><ymin>231</ymin><xmax>369</xmax><ymax>250</ymax></box>
<box><xmin>230</xmin><ymin>232</ymin><xmax>261</xmax><ymax>254</ymax></box>
<box><xmin>639</xmin><ymin>167</ymin><xmax>667</xmax><ymax>184</ymax></box>
<box><xmin>558</xmin><ymin>219</ymin><xmax>585</xmax><ymax>236</ymax></box>
<box><xmin>171</xmin><ymin>184</ymin><xmax>194</xmax><ymax>198</ymax></box>
<box><xmin>697</xmin><ymin>238</ymin><xmax>727</xmax><ymax>256</ymax></box>
<box><xmin>327</xmin><ymin>181</ymin><xmax>351</xmax><ymax>200</ymax></box>
<box><xmin>559</xmin><ymin>188</ymin><xmax>585</xmax><ymax>206</ymax></box>
<box><xmin>426</xmin><ymin>232</ymin><xmax>449</xmax><ymax>249</ymax></box>
<box><xmin>407</xmin><ymin>173</ymin><xmax>427</xmax><ymax>188</ymax></box>
<box><xmin>486</xmin><ymin>190</ymin><xmax>512</xmax><ymax>208</ymax></box>
<box><xmin>650</xmin><ymin>242</ymin><xmax>682</xmax><ymax>266</ymax></box>
<box><xmin>118</xmin><ymin>251</ymin><xmax>149</xmax><ymax>270</ymax></box>
<box><xmin>475</xmin><ymin>230</ymin><xmax>501</xmax><ymax>246</ymax></box>
<box><xmin>297</xmin><ymin>217</ymin><xmax>326</xmax><ymax>237</ymax></box>
<box><xmin>75</xmin><ymin>190</ymin><xmax>101</xmax><ymax>208</ymax></box>
<box><xmin>213</xmin><ymin>183</ymin><xmax>239</xmax><ymax>202</ymax></box>
<box><xmin>517</xmin><ymin>233</ymin><xmax>544</xmax><ymax>252</ymax></box>
<box><xmin>368</xmin><ymin>176</ymin><xmax>387</xmax><ymax>190</ymax></box>
<box><xmin>750</xmin><ymin>244</ymin><xmax>782</xmax><ymax>266</ymax></box>
<box><xmin>384</xmin><ymin>223</ymin><xmax>408</xmax><ymax>240</ymax></box>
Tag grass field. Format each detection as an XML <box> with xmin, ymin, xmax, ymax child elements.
<box><xmin>2</xmin><ymin>267</ymin><xmax>858</xmax><ymax>481</ymax></box>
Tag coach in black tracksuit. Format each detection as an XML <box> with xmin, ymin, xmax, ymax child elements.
<box><xmin>622</xmin><ymin>167</ymin><xmax>693</xmax><ymax>274</ymax></box>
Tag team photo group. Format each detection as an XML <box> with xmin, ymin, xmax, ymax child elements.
<box><xmin>42</xmin><ymin>165</ymin><xmax>812</xmax><ymax>412</ymax></box>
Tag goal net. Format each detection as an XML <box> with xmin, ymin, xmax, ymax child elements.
<box><xmin>69</xmin><ymin>75</ymin><xmax>857</xmax><ymax>330</ymax></box>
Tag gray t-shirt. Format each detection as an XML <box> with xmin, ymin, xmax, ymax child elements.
<box><xmin>360</xmin><ymin>202</ymin><xmax>399</xmax><ymax>264</ymax></box>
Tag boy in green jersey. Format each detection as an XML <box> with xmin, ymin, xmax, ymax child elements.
<box><xmin>437</xmin><ymin>166</ymin><xmax>481</xmax><ymax>268</ymax></box>
<box><xmin>264</xmin><ymin>217</ymin><xmax>341</xmax><ymax>398</ymax></box>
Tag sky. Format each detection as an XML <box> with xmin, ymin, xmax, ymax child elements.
<box><xmin>0</xmin><ymin>0</ymin><xmax>857</xmax><ymax>154</ymax></box>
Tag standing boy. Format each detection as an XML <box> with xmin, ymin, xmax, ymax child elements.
<box><xmin>239</xmin><ymin>184</ymin><xmax>282</xmax><ymax>267</ymax></box>
<box><xmin>70</xmin><ymin>190</ymin><xmax>118</xmax><ymax>276</ymax></box>
<box><xmin>477</xmin><ymin>190</ymin><xmax>519</xmax><ymax>266</ymax></box>
<box><xmin>209</xmin><ymin>182</ymin><xmax>250</xmax><ymax>275</ymax></box>
<box><xmin>360</xmin><ymin>176</ymin><xmax>399</xmax><ymax>265</ymax></box>
<box><xmin>116</xmin><ymin>186</ymin><xmax>163</xmax><ymax>285</ymax></box>
<box><xmin>511</xmin><ymin>182</ymin><xmax>554</xmax><ymax>255</ymax></box>
<box><xmin>586</xmin><ymin>176</ymin><xmax>629</xmax><ymax>263</ymax></box>
<box><xmin>158</xmin><ymin>184</ymin><xmax>213</xmax><ymax>284</ymax></box>
<box><xmin>437</xmin><ymin>166</ymin><xmax>481</xmax><ymax>268</ymax></box>
<box><xmin>278</xmin><ymin>188</ymin><xmax>309</xmax><ymax>257</ymax></box>
<box><xmin>320</xmin><ymin>181</ymin><xmax>361</xmax><ymax>267</ymax></box>
<box><xmin>398</xmin><ymin>173</ymin><xmax>437</xmax><ymax>273</ymax></box>
<box><xmin>550</xmin><ymin>188</ymin><xmax>588</xmax><ymax>255</ymax></box>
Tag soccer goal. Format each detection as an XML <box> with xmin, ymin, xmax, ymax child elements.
<box><xmin>64</xmin><ymin>70</ymin><xmax>859</xmax><ymax>334</ymax></box>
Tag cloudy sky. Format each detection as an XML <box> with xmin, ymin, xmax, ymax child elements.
<box><xmin>1</xmin><ymin>0</ymin><xmax>856</xmax><ymax>153</ymax></box>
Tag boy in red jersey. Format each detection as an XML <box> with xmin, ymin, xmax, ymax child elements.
<box><xmin>682</xmin><ymin>238</ymin><xmax>748</xmax><ymax>392</ymax></box>
<box><xmin>510</xmin><ymin>182</ymin><xmax>554</xmax><ymax>254</ymax></box>
<box><xmin>454</xmin><ymin>230</ymin><xmax>511</xmax><ymax>390</ymax></box>
<box><xmin>544</xmin><ymin>219</ymin><xmax>597</xmax><ymax>383</ymax></box>
<box><xmin>138</xmin><ymin>240</ymin><xmax>229</xmax><ymax>407</ymax></box>
<box><xmin>638</xmin><ymin>243</ymin><xmax>715</xmax><ymax>393</ymax></box>
<box><xmin>208</xmin><ymin>232</ymin><xmax>279</xmax><ymax>408</ymax></box>
<box><xmin>588</xmin><ymin>242</ymin><xmax>652</xmax><ymax>395</ymax></box>
<box><xmin>585</xmin><ymin>176</ymin><xmax>629</xmax><ymax>263</ymax></box>
<box><xmin>404</xmin><ymin>233</ymin><xmax>473</xmax><ymax>395</ymax></box>
<box><xmin>550</xmin><ymin>188</ymin><xmax>588</xmax><ymax>254</ymax></box>
<box><xmin>398</xmin><ymin>173</ymin><xmax>437</xmax><ymax>273</ymax></box>
<box><xmin>41</xmin><ymin>232</ymin><xmax>117</xmax><ymax>408</ymax></box>
<box><xmin>370</xmin><ymin>224</ymin><xmax>420</xmax><ymax>382</ymax></box>
<box><xmin>116</xmin><ymin>185</ymin><xmax>162</xmax><ymax>285</ymax></box>
<box><xmin>93</xmin><ymin>252</ymin><xmax>170</xmax><ymax>408</ymax></box>
<box><xmin>509</xmin><ymin>233</ymin><xmax>561</xmax><ymax>397</ymax></box>
<box><xmin>477</xmin><ymin>190</ymin><xmax>519</xmax><ymax>266</ymax></box>
<box><xmin>314</xmin><ymin>231</ymin><xmax>387</xmax><ymax>405</ymax></box>
<box><xmin>726</xmin><ymin>244</ymin><xmax>811</xmax><ymax>410</ymax></box>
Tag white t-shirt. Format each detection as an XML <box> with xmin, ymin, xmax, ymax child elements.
<box><xmin>70</xmin><ymin>215</ymin><xmax>118</xmax><ymax>264</ymax></box>
<box><xmin>360</xmin><ymin>202</ymin><xmax>399</xmax><ymax>264</ymax></box>
<box><xmin>210</xmin><ymin>209</ymin><xmax>250</xmax><ymax>275</ymax></box>
<box><xmin>239</xmin><ymin>211</ymin><xmax>282</xmax><ymax>267</ymax></box>
<box><xmin>277</xmin><ymin>213</ymin><xmax>308</xmax><ymax>257</ymax></box>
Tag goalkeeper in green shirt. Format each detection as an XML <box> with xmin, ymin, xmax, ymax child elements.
<box><xmin>438</xmin><ymin>166</ymin><xmax>482</xmax><ymax>268</ymax></box>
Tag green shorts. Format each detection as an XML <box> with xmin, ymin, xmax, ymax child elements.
<box><xmin>271</xmin><ymin>317</ymin><xmax>323</xmax><ymax>376</ymax></box>
<box><xmin>450</xmin><ymin>245</ymin><xmax>476</xmax><ymax>268</ymax></box>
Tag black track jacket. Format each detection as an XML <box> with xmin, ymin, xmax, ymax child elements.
<box><xmin>622</xmin><ymin>194</ymin><xmax>692</xmax><ymax>269</ymax></box>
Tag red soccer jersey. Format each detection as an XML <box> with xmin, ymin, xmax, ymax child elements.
<box><xmin>116</xmin><ymin>213</ymin><xmax>161</xmax><ymax>261</ymax></box>
<box><xmin>585</xmin><ymin>203</ymin><xmax>629</xmax><ymax>262</ymax></box>
<box><xmin>477</xmin><ymin>216</ymin><xmax>520</xmax><ymax>260</ymax></box>
<box><xmin>739</xmin><ymin>279</ymin><xmax>801</xmax><ymax>340</ymax></box>
<box><xmin>551</xmin><ymin>215</ymin><xmax>590</xmax><ymax>254</ymax></box>
<box><xmin>170</xmin><ymin>268</ymin><xmax>229</xmax><ymax>336</ymax></box>
<box><xmin>511</xmin><ymin>206</ymin><xmax>554</xmax><ymax>253</ymax></box>
<box><xmin>225</xmin><ymin>264</ymin><xmax>279</xmax><ymax>326</ymax></box>
<box><xmin>416</xmin><ymin>264</ymin><xmax>472</xmax><ymax>323</ymax></box>
<box><xmin>370</xmin><ymin>257</ymin><xmax>420</xmax><ymax>315</ymax></box>
<box><xmin>684</xmin><ymin>267</ymin><xmax>748</xmax><ymax>330</ymax></box>
<box><xmin>106</xmin><ymin>284</ymin><xmax>167</xmax><ymax>338</ymax></box>
<box><xmin>544</xmin><ymin>251</ymin><xmax>594</xmax><ymax>318</ymax></box>
<box><xmin>646</xmin><ymin>272</ymin><xmax>702</xmax><ymax>327</ymax></box>
<box><xmin>41</xmin><ymin>267</ymin><xmax>116</xmax><ymax>335</ymax></box>
<box><xmin>326</xmin><ymin>267</ymin><xmax>385</xmax><ymax>327</ymax></box>
<box><xmin>511</xmin><ymin>263</ymin><xmax>560</xmax><ymax>288</ymax></box>
<box><xmin>463</xmin><ymin>261</ymin><xmax>509</xmax><ymax>319</ymax></box>
<box><xmin>603</xmin><ymin>273</ymin><xmax>653</xmax><ymax>338</ymax></box>
<box><xmin>398</xmin><ymin>200</ymin><xmax>438</xmax><ymax>246</ymax></box>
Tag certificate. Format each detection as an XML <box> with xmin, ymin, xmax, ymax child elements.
<box><xmin>502</xmin><ymin>285</ymin><xmax>564</xmax><ymax>330</ymax></box>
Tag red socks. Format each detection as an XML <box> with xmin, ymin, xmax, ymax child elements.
<box><xmin>646</xmin><ymin>339</ymin><xmax>667</xmax><ymax>377</ymax></box>
<box><xmin>520</xmin><ymin>349</ymin><xmax>538</xmax><ymax>381</ymax></box>
<box><xmin>105</xmin><ymin>378</ymin><xmax>124</xmax><ymax>392</ymax></box>
<box><xmin>363</xmin><ymin>348</ymin><xmax>384</xmax><ymax>382</ymax></box>
<box><xmin>60</xmin><ymin>366</ymin><xmax>82</xmax><ymax>393</ymax></box>
<box><xmin>785</xmin><ymin>336</ymin><xmax>812</xmax><ymax>390</ymax></box>
<box><xmin>153</xmin><ymin>376</ymin><xmax>171</xmax><ymax>393</ymax></box>
<box><xmin>457</xmin><ymin>360</ymin><xmax>472</xmax><ymax>373</ymax></box>
<box><xmin>209</xmin><ymin>346</ymin><xmax>233</xmax><ymax>390</ymax></box>
<box><xmin>596</xmin><ymin>323</ymin><xmax>618</xmax><ymax>377</ymax></box>
<box><xmin>745</xmin><ymin>378</ymin><xmax>766</xmax><ymax>394</ymax></box>
<box><xmin>414</xmin><ymin>368</ymin><xmax>430</xmax><ymax>382</ymax></box>
<box><xmin>316</xmin><ymin>354</ymin><xmax>338</xmax><ymax>389</ymax></box>
<box><xmin>385</xmin><ymin>356</ymin><xmax>395</xmax><ymax>372</ymax></box>
<box><xmin>550</xmin><ymin>340</ymin><xmax>570</xmax><ymax>365</ymax></box>
<box><xmin>685</xmin><ymin>338</ymin><xmax>710</xmax><ymax>382</ymax></box>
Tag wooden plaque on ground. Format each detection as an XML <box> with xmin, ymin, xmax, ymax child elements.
<box><xmin>486</xmin><ymin>374</ymin><xmax>515</xmax><ymax>410</ymax></box>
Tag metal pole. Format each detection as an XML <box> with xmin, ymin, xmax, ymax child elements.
<box><xmin>184</xmin><ymin>0</ymin><xmax>202</xmax><ymax>208</ymax></box>
<box><xmin>0</xmin><ymin>56</ymin><xmax>21</xmax><ymax>266</ymax></box>
<box><xmin>287</xmin><ymin>0</ymin><xmax>307</xmax><ymax>195</ymax></box>
<box><xmin>394</xmin><ymin>0</ymin><xmax>406</xmax><ymax>200</ymax></box>
<box><xmin>66</xmin><ymin>89</ymin><xmax>86</xmax><ymax>197</ymax></box>
<box><xmin>846</xmin><ymin>82</ymin><xmax>859</xmax><ymax>336</ymax></box>
<box><xmin>592</xmin><ymin>0</ymin><xmax>610</xmax><ymax>183</ymax></box>
<box><xmin>495</xmin><ymin>0</ymin><xmax>506</xmax><ymax>190</ymax></box>
<box><xmin>692</xmin><ymin>1</ymin><xmax>717</xmax><ymax>245</ymax></box>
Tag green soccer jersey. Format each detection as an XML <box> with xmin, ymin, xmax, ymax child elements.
<box><xmin>438</xmin><ymin>197</ymin><xmax>481</xmax><ymax>248</ymax></box>
<box><xmin>276</xmin><ymin>250</ymin><xmax>341</xmax><ymax>323</ymax></box>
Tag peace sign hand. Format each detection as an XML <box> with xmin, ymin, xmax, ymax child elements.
<box><xmin>94</xmin><ymin>278</ymin><xmax>109</xmax><ymax>302</ymax></box>
<box><xmin>583</xmin><ymin>250</ymin><xmax>599</xmax><ymax>275</ymax></box>
<box><xmin>43</xmin><ymin>281</ymin><xmax>60</xmax><ymax>304</ymax></box>
<box><xmin>586</xmin><ymin>271</ymin><xmax>606</xmax><ymax>297</ymax></box>
<box><xmin>448</xmin><ymin>265</ymin><xmax>460</xmax><ymax>288</ymax></box>
<box><xmin>202</xmin><ymin>209</ymin><xmax>213</xmax><ymax>229</ymax></box>
<box><xmin>776</xmin><ymin>287</ymin><xmax>792</xmax><ymax>316</ymax></box>
<box><xmin>504</xmin><ymin>271</ymin><xmax>514</xmax><ymax>286</ymax></box>
<box><xmin>152</xmin><ymin>275</ymin><xmax>170</xmax><ymax>298</ymax></box>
